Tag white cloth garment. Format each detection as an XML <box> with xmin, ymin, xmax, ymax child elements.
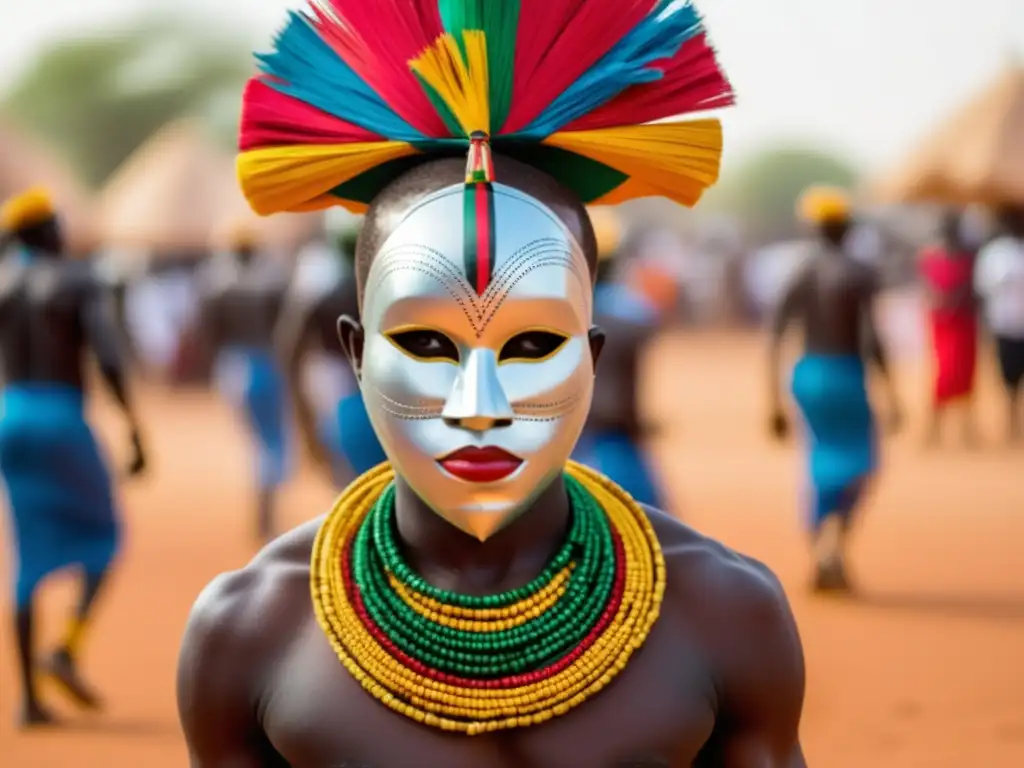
<box><xmin>975</xmin><ymin>236</ymin><xmax>1024</xmax><ymax>339</ymax></box>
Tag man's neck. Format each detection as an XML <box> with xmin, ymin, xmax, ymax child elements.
<box><xmin>393</xmin><ymin>474</ymin><xmax>572</xmax><ymax>596</ymax></box>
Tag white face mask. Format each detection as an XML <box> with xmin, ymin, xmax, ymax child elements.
<box><xmin>357</xmin><ymin>184</ymin><xmax>594</xmax><ymax>540</ymax></box>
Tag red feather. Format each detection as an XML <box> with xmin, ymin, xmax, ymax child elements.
<box><xmin>562</xmin><ymin>33</ymin><xmax>734</xmax><ymax>132</ymax></box>
<box><xmin>309</xmin><ymin>0</ymin><xmax>449</xmax><ymax>137</ymax></box>
<box><xmin>503</xmin><ymin>0</ymin><xmax>658</xmax><ymax>134</ymax></box>
<box><xmin>239</xmin><ymin>79</ymin><xmax>383</xmax><ymax>151</ymax></box>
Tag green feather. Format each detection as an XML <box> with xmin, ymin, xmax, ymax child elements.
<box><xmin>495</xmin><ymin>142</ymin><xmax>628</xmax><ymax>203</ymax></box>
<box><xmin>329</xmin><ymin>142</ymin><xmax>628</xmax><ymax>209</ymax></box>
<box><xmin>329</xmin><ymin>140</ymin><xmax>467</xmax><ymax>205</ymax></box>
<box><xmin>437</xmin><ymin>0</ymin><xmax>521</xmax><ymax>133</ymax></box>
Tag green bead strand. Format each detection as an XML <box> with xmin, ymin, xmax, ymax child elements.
<box><xmin>351</xmin><ymin>474</ymin><xmax>622</xmax><ymax>679</ymax></box>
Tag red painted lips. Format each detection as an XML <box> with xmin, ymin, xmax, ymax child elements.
<box><xmin>438</xmin><ymin>446</ymin><xmax>523</xmax><ymax>483</ymax></box>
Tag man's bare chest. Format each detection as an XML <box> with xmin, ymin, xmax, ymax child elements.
<box><xmin>261</xmin><ymin>616</ymin><xmax>717</xmax><ymax>768</ymax></box>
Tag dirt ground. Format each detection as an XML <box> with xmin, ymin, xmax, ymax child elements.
<box><xmin>2</xmin><ymin>329</ymin><xmax>1023</xmax><ymax>767</ymax></box>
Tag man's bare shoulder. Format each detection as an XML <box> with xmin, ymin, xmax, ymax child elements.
<box><xmin>180</xmin><ymin>517</ymin><xmax>324</xmax><ymax>662</ymax></box>
<box><xmin>644</xmin><ymin>510</ymin><xmax>806</xmax><ymax>761</ymax></box>
<box><xmin>643</xmin><ymin>506</ymin><xmax>796</xmax><ymax>642</ymax></box>
<box><xmin>177</xmin><ymin>518</ymin><xmax>329</xmax><ymax>755</ymax></box>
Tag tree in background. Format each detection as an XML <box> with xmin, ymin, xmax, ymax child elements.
<box><xmin>1</xmin><ymin>16</ymin><xmax>251</xmax><ymax>188</ymax></box>
<box><xmin>707</xmin><ymin>145</ymin><xmax>859</xmax><ymax>240</ymax></box>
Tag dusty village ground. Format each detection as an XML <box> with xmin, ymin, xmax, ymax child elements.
<box><xmin>2</xmin><ymin>326</ymin><xmax>1023</xmax><ymax>767</ymax></box>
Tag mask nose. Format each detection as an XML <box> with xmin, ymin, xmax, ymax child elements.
<box><xmin>442</xmin><ymin>348</ymin><xmax>514</xmax><ymax>432</ymax></box>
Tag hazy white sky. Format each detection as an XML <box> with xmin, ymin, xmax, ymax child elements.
<box><xmin>1</xmin><ymin>0</ymin><xmax>1021</xmax><ymax>170</ymax></box>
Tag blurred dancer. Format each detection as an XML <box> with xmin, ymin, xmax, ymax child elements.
<box><xmin>919</xmin><ymin>210</ymin><xmax>979</xmax><ymax>447</ymax></box>
<box><xmin>975</xmin><ymin>204</ymin><xmax>1024</xmax><ymax>443</ymax></box>
<box><xmin>197</xmin><ymin>225</ymin><xmax>291</xmax><ymax>541</ymax></box>
<box><xmin>275</xmin><ymin>231</ymin><xmax>385</xmax><ymax>487</ymax></box>
<box><xmin>0</xmin><ymin>188</ymin><xmax>146</xmax><ymax>726</ymax></box>
<box><xmin>768</xmin><ymin>187</ymin><xmax>902</xmax><ymax>593</ymax></box>
<box><xmin>572</xmin><ymin>214</ymin><xmax>671</xmax><ymax>509</ymax></box>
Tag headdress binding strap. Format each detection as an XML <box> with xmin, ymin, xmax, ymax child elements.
<box><xmin>464</xmin><ymin>132</ymin><xmax>496</xmax><ymax>295</ymax></box>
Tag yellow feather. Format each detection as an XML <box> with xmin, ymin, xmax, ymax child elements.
<box><xmin>1</xmin><ymin>187</ymin><xmax>55</xmax><ymax>232</ymax></box>
<box><xmin>237</xmin><ymin>141</ymin><xmax>420</xmax><ymax>216</ymax></box>
<box><xmin>409</xmin><ymin>31</ymin><xmax>490</xmax><ymax>136</ymax></box>
<box><xmin>544</xmin><ymin>120</ymin><xmax>724</xmax><ymax>208</ymax></box>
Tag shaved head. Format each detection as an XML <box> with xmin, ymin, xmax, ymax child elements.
<box><xmin>354</xmin><ymin>155</ymin><xmax>598</xmax><ymax>304</ymax></box>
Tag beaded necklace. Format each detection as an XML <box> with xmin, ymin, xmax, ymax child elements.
<box><xmin>311</xmin><ymin>460</ymin><xmax>665</xmax><ymax>735</ymax></box>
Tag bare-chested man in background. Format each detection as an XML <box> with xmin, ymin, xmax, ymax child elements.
<box><xmin>196</xmin><ymin>227</ymin><xmax>292</xmax><ymax>542</ymax></box>
<box><xmin>0</xmin><ymin>188</ymin><xmax>145</xmax><ymax>726</ymax></box>
<box><xmin>768</xmin><ymin>186</ymin><xmax>903</xmax><ymax>593</ymax></box>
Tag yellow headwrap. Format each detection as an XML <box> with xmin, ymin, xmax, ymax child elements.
<box><xmin>1</xmin><ymin>187</ymin><xmax>56</xmax><ymax>232</ymax></box>
<box><xmin>797</xmin><ymin>185</ymin><xmax>851</xmax><ymax>225</ymax></box>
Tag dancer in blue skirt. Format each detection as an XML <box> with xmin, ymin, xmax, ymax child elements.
<box><xmin>0</xmin><ymin>188</ymin><xmax>146</xmax><ymax>726</ymax></box>
<box><xmin>197</xmin><ymin>225</ymin><xmax>292</xmax><ymax>541</ymax></box>
<box><xmin>768</xmin><ymin>187</ymin><xmax>903</xmax><ymax>593</ymax></box>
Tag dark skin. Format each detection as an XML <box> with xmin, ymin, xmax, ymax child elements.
<box><xmin>196</xmin><ymin>243</ymin><xmax>291</xmax><ymax>540</ymax></box>
<box><xmin>586</xmin><ymin>309</ymin><xmax>656</xmax><ymax>438</ymax></box>
<box><xmin>997</xmin><ymin>204</ymin><xmax>1024</xmax><ymax>239</ymax></box>
<box><xmin>587</xmin><ymin>261</ymin><xmax>664</xmax><ymax>440</ymax></box>
<box><xmin>0</xmin><ymin>215</ymin><xmax>144</xmax><ymax>726</ymax></box>
<box><xmin>275</xmin><ymin>263</ymin><xmax>360</xmax><ymax>482</ymax></box>
<box><xmin>768</xmin><ymin>218</ymin><xmax>902</xmax><ymax>440</ymax></box>
<box><xmin>197</xmin><ymin>244</ymin><xmax>290</xmax><ymax>352</ymax></box>
<box><xmin>0</xmin><ymin>217</ymin><xmax>144</xmax><ymax>466</ymax></box>
<box><xmin>179</xmin><ymin>158</ymin><xmax>807</xmax><ymax>767</ymax></box>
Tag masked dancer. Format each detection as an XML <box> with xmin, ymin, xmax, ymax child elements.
<box><xmin>178</xmin><ymin>3</ymin><xmax>807</xmax><ymax>764</ymax></box>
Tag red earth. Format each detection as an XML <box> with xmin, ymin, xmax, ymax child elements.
<box><xmin>2</xmin><ymin>330</ymin><xmax>1023</xmax><ymax>767</ymax></box>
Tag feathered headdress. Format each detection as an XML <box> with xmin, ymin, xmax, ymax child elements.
<box><xmin>238</xmin><ymin>0</ymin><xmax>733</xmax><ymax>218</ymax></box>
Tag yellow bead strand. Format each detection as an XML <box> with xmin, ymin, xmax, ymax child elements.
<box><xmin>309</xmin><ymin>460</ymin><xmax>665</xmax><ymax>735</ymax></box>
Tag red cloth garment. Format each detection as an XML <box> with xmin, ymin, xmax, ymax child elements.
<box><xmin>919</xmin><ymin>247</ymin><xmax>978</xmax><ymax>404</ymax></box>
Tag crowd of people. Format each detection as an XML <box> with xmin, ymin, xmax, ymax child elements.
<box><xmin>6</xmin><ymin>170</ymin><xmax>1023</xmax><ymax>749</ymax></box>
<box><xmin>921</xmin><ymin>205</ymin><xmax>1024</xmax><ymax>445</ymax></box>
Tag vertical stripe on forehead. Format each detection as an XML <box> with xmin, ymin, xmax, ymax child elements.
<box><xmin>464</xmin><ymin>182</ymin><xmax>495</xmax><ymax>295</ymax></box>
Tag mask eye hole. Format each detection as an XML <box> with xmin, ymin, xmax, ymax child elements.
<box><xmin>499</xmin><ymin>330</ymin><xmax>568</xmax><ymax>363</ymax></box>
<box><xmin>386</xmin><ymin>328</ymin><xmax>460</xmax><ymax>362</ymax></box>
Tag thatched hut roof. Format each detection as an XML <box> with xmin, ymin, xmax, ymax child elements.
<box><xmin>868</xmin><ymin>63</ymin><xmax>1024</xmax><ymax>206</ymax></box>
<box><xmin>211</xmin><ymin>180</ymin><xmax>322</xmax><ymax>256</ymax></box>
<box><xmin>99</xmin><ymin>118</ymin><xmax>321</xmax><ymax>257</ymax></box>
<box><xmin>97</xmin><ymin>119</ymin><xmax>231</xmax><ymax>253</ymax></box>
